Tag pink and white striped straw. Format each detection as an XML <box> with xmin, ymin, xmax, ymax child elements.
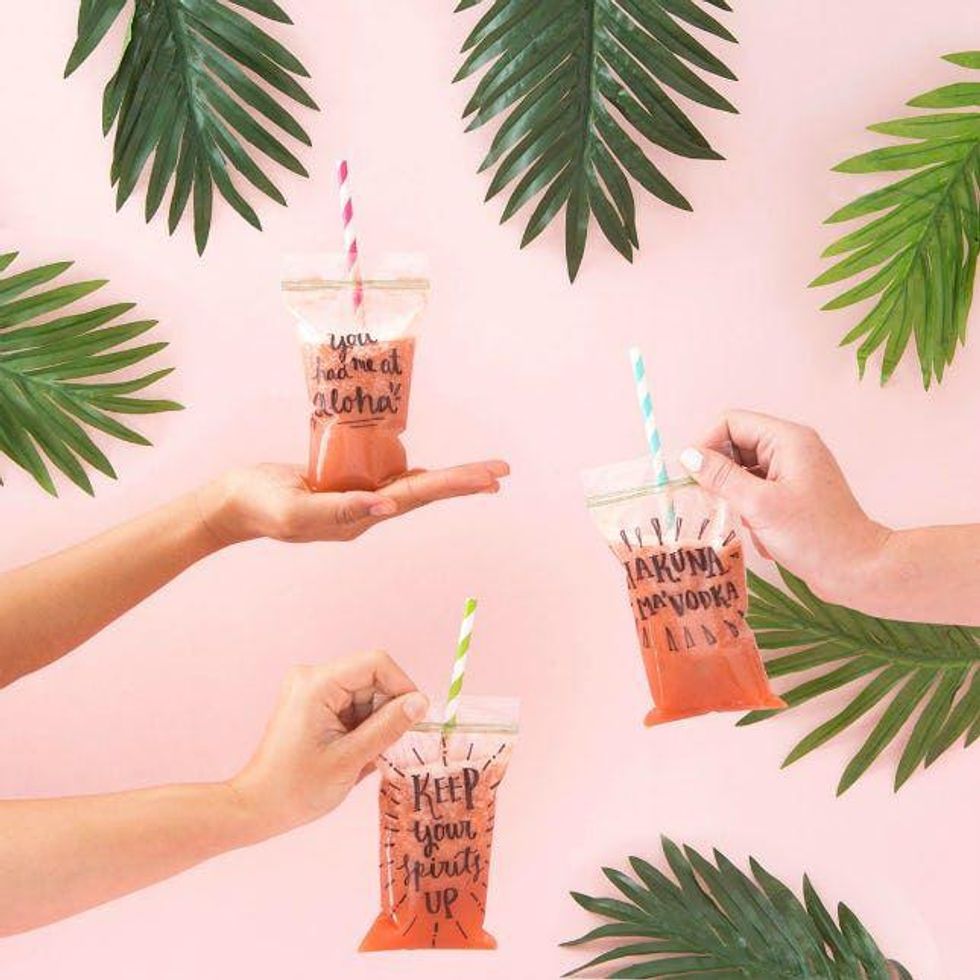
<box><xmin>335</xmin><ymin>159</ymin><xmax>365</xmax><ymax>327</ymax></box>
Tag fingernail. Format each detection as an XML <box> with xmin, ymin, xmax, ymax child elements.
<box><xmin>402</xmin><ymin>693</ymin><xmax>429</xmax><ymax>722</ymax></box>
<box><xmin>487</xmin><ymin>461</ymin><xmax>510</xmax><ymax>477</ymax></box>
<box><xmin>680</xmin><ymin>448</ymin><xmax>704</xmax><ymax>473</ymax></box>
<box><xmin>369</xmin><ymin>501</ymin><xmax>396</xmax><ymax>517</ymax></box>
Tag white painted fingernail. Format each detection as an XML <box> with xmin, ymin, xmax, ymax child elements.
<box><xmin>680</xmin><ymin>448</ymin><xmax>704</xmax><ymax>473</ymax></box>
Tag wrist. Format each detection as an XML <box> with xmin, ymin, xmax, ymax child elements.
<box><xmin>152</xmin><ymin>491</ymin><xmax>231</xmax><ymax>566</ymax></box>
<box><xmin>222</xmin><ymin>768</ymin><xmax>310</xmax><ymax>844</ymax></box>
<box><xmin>217</xmin><ymin>778</ymin><xmax>286</xmax><ymax>847</ymax></box>
<box><xmin>811</xmin><ymin>520</ymin><xmax>895</xmax><ymax>610</ymax></box>
<box><xmin>193</xmin><ymin>472</ymin><xmax>260</xmax><ymax>549</ymax></box>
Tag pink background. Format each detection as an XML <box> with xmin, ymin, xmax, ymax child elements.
<box><xmin>1</xmin><ymin>2</ymin><xmax>979</xmax><ymax>978</ymax></box>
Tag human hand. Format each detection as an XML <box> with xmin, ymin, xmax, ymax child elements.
<box><xmin>229</xmin><ymin>651</ymin><xmax>428</xmax><ymax>840</ymax></box>
<box><xmin>197</xmin><ymin>459</ymin><xmax>509</xmax><ymax>545</ymax></box>
<box><xmin>678</xmin><ymin>410</ymin><xmax>890</xmax><ymax>603</ymax></box>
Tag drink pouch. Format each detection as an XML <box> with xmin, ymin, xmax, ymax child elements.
<box><xmin>584</xmin><ymin>456</ymin><xmax>785</xmax><ymax>725</ymax></box>
<box><xmin>281</xmin><ymin>253</ymin><xmax>429</xmax><ymax>492</ymax></box>
<box><xmin>360</xmin><ymin>696</ymin><xmax>519</xmax><ymax>952</ymax></box>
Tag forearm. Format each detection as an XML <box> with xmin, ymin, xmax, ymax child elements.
<box><xmin>0</xmin><ymin>782</ymin><xmax>263</xmax><ymax>936</ymax></box>
<box><xmin>0</xmin><ymin>488</ymin><xmax>227</xmax><ymax>686</ymax></box>
<box><xmin>838</xmin><ymin>525</ymin><xmax>980</xmax><ymax>626</ymax></box>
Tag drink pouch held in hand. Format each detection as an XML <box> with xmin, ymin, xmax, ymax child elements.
<box><xmin>584</xmin><ymin>457</ymin><xmax>785</xmax><ymax>726</ymax></box>
<box><xmin>360</xmin><ymin>696</ymin><xmax>518</xmax><ymax>952</ymax></box>
<box><xmin>281</xmin><ymin>254</ymin><xmax>429</xmax><ymax>492</ymax></box>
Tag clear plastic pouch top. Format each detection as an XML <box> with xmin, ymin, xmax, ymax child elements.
<box><xmin>583</xmin><ymin>455</ymin><xmax>737</xmax><ymax>549</ymax></box>
<box><xmin>377</xmin><ymin>694</ymin><xmax>519</xmax><ymax>793</ymax></box>
<box><xmin>281</xmin><ymin>252</ymin><xmax>429</xmax><ymax>342</ymax></box>
<box><xmin>404</xmin><ymin>695</ymin><xmax>520</xmax><ymax>735</ymax></box>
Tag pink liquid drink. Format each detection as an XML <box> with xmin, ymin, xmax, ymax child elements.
<box><xmin>282</xmin><ymin>255</ymin><xmax>428</xmax><ymax>492</ymax></box>
<box><xmin>302</xmin><ymin>333</ymin><xmax>416</xmax><ymax>491</ymax></box>
<box><xmin>361</xmin><ymin>697</ymin><xmax>518</xmax><ymax>951</ymax></box>
<box><xmin>611</xmin><ymin>533</ymin><xmax>784</xmax><ymax>723</ymax></box>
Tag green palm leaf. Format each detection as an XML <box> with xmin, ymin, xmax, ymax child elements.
<box><xmin>453</xmin><ymin>0</ymin><xmax>738</xmax><ymax>281</ymax></box>
<box><xmin>562</xmin><ymin>837</ymin><xmax>910</xmax><ymax>978</ymax></box>
<box><xmin>811</xmin><ymin>51</ymin><xmax>980</xmax><ymax>389</ymax></box>
<box><xmin>0</xmin><ymin>252</ymin><xmax>181</xmax><ymax>496</ymax></box>
<box><xmin>65</xmin><ymin>0</ymin><xmax>317</xmax><ymax>254</ymax></box>
<box><xmin>742</xmin><ymin>566</ymin><xmax>980</xmax><ymax>794</ymax></box>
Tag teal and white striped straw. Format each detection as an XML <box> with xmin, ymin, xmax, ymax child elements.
<box><xmin>629</xmin><ymin>347</ymin><xmax>670</xmax><ymax>487</ymax></box>
<box><xmin>628</xmin><ymin>346</ymin><xmax>676</xmax><ymax>538</ymax></box>
<box><xmin>443</xmin><ymin>597</ymin><xmax>477</xmax><ymax>730</ymax></box>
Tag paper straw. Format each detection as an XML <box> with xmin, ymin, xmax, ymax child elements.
<box><xmin>628</xmin><ymin>347</ymin><xmax>670</xmax><ymax>487</ymax></box>
<box><xmin>335</xmin><ymin>159</ymin><xmax>365</xmax><ymax>327</ymax></box>
<box><xmin>628</xmin><ymin>347</ymin><xmax>677</xmax><ymax>538</ymax></box>
<box><xmin>443</xmin><ymin>598</ymin><xmax>477</xmax><ymax>730</ymax></box>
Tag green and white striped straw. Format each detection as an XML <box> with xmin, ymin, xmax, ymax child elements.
<box><xmin>443</xmin><ymin>597</ymin><xmax>477</xmax><ymax>730</ymax></box>
<box><xmin>629</xmin><ymin>347</ymin><xmax>676</xmax><ymax>537</ymax></box>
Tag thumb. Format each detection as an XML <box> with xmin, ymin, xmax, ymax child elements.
<box><xmin>679</xmin><ymin>446</ymin><xmax>768</xmax><ymax>520</ymax></box>
<box><xmin>339</xmin><ymin>692</ymin><xmax>429</xmax><ymax>769</ymax></box>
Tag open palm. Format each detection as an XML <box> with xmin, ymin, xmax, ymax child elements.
<box><xmin>199</xmin><ymin>460</ymin><xmax>510</xmax><ymax>545</ymax></box>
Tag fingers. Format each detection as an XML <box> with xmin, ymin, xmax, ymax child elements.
<box><xmin>698</xmin><ymin>418</ymin><xmax>743</xmax><ymax>454</ymax></box>
<box><xmin>288</xmin><ymin>650</ymin><xmax>418</xmax><ymax>718</ymax></box>
<box><xmin>695</xmin><ymin>410</ymin><xmax>821</xmax><ymax>478</ymax></box>
<box><xmin>337</xmin><ymin>692</ymin><xmax>430</xmax><ymax>771</ymax></box>
<box><xmin>679</xmin><ymin>446</ymin><xmax>770</xmax><ymax>521</ymax></box>
<box><xmin>298</xmin><ymin>491</ymin><xmax>397</xmax><ymax>530</ymax></box>
<box><xmin>338</xmin><ymin>686</ymin><xmax>377</xmax><ymax>730</ymax></box>
<box><xmin>379</xmin><ymin>460</ymin><xmax>510</xmax><ymax>513</ymax></box>
<box><xmin>269</xmin><ymin>460</ymin><xmax>509</xmax><ymax>543</ymax></box>
<box><xmin>697</xmin><ymin>410</ymin><xmax>777</xmax><ymax>470</ymax></box>
<box><xmin>325</xmin><ymin>649</ymin><xmax>417</xmax><ymax>699</ymax></box>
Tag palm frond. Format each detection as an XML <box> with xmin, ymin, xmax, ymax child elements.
<box><xmin>811</xmin><ymin>51</ymin><xmax>980</xmax><ymax>389</ymax></box>
<box><xmin>0</xmin><ymin>252</ymin><xmax>181</xmax><ymax>496</ymax></box>
<box><xmin>66</xmin><ymin>0</ymin><xmax>317</xmax><ymax>254</ymax></box>
<box><xmin>453</xmin><ymin>0</ymin><xmax>738</xmax><ymax>281</ymax></box>
<box><xmin>742</xmin><ymin>566</ymin><xmax>980</xmax><ymax>795</ymax></box>
<box><xmin>562</xmin><ymin>837</ymin><xmax>910</xmax><ymax>978</ymax></box>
